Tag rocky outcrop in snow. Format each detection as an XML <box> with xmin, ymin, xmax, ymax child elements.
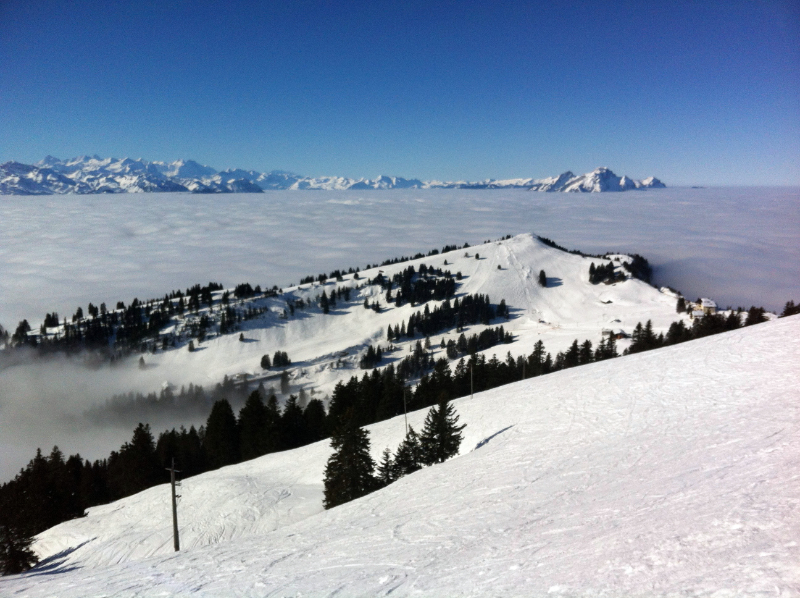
<box><xmin>0</xmin><ymin>157</ymin><xmax>665</xmax><ymax>195</ymax></box>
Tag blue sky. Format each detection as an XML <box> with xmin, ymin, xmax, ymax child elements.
<box><xmin>1</xmin><ymin>0</ymin><xmax>798</xmax><ymax>185</ymax></box>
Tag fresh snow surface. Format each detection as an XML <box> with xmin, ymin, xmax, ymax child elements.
<box><xmin>0</xmin><ymin>233</ymin><xmax>703</xmax><ymax>479</ymax></box>
<box><xmin>4</xmin><ymin>316</ymin><xmax>799</xmax><ymax>596</ymax></box>
<box><xmin>91</xmin><ymin>233</ymin><xmax>688</xmax><ymax>398</ymax></box>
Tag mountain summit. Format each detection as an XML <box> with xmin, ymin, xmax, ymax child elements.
<box><xmin>0</xmin><ymin>158</ymin><xmax>665</xmax><ymax>195</ymax></box>
<box><xmin>529</xmin><ymin>167</ymin><xmax>667</xmax><ymax>192</ymax></box>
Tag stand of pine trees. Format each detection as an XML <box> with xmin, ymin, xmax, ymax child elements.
<box><xmin>781</xmin><ymin>300</ymin><xmax>800</xmax><ymax>317</ymax></box>
<box><xmin>386</xmin><ymin>294</ymin><xmax>498</xmax><ymax>340</ymax></box>
<box><xmin>2</xmin><ymin>236</ymin><xmax>511</xmax><ymax>362</ymax></box>
<box><xmin>2</xmin><ymin>281</ymin><xmax>280</xmax><ymax>363</ymax></box>
<box><xmin>2</xmin><ymin>288</ymin><xmax>781</xmax><ymax>574</ymax></box>
<box><xmin>588</xmin><ymin>261</ymin><xmax>620</xmax><ymax>284</ymax></box>
<box><xmin>323</xmin><ymin>398</ymin><xmax>465</xmax><ymax>509</ymax></box>
<box><xmin>0</xmin><ymin>387</ymin><xmax>329</xmax><ymax>575</ymax></box>
<box><xmin>624</xmin><ymin>307</ymin><xmax>771</xmax><ymax>355</ymax></box>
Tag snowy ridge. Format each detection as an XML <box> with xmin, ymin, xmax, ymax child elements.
<box><xmin>5</xmin><ymin>316</ymin><xmax>799</xmax><ymax>596</ymax></box>
<box><xmin>528</xmin><ymin>167</ymin><xmax>667</xmax><ymax>192</ymax></box>
<box><xmin>0</xmin><ymin>157</ymin><xmax>665</xmax><ymax>194</ymax></box>
<box><xmin>28</xmin><ymin>233</ymin><xmax>689</xmax><ymax>403</ymax></box>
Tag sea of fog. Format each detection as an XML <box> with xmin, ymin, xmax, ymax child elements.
<box><xmin>0</xmin><ymin>186</ymin><xmax>798</xmax><ymax>479</ymax></box>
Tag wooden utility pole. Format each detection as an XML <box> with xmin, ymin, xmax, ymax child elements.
<box><xmin>167</xmin><ymin>458</ymin><xmax>181</xmax><ymax>552</ymax></box>
<box><xmin>403</xmin><ymin>386</ymin><xmax>409</xmax><ymax>435</ymax></box>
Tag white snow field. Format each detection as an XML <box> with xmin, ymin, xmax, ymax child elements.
<box><xmin>4</xmin><ymin>315</ymin><xmax>798</xmax><ymax>596</ymax></box>
<box><xmin>100</xmin><ymin>233</ymin><xmax>693</xmax><ymax>398</ymax></box>
<box><xmin>1</xmin><ymin>233</ymin><xmax>699</xmax><ymax>478</ymax></box>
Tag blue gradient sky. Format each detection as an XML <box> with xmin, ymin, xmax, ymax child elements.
<box><xmin>2</xmin><ymin>0</ymin><xmax>798</xmax><ymax>185</ymax></box>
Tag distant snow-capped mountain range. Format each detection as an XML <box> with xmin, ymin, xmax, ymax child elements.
<box><xmin>0</xmin><ymin>156</ymin><xmax>665</xmax><ymax>195</ymax></box>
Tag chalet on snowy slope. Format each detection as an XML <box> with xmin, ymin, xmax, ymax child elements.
<box><xmin>701</xmin><ymin>298</ymin><xmax>717</xmax><ymax>315</ymax></box>
<box><xmin>689</xmin><ymin>298</ymin><xmax>717</xmax><ymax>319</ymax></box>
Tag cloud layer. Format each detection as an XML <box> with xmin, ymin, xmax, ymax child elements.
<box><xmin>0</xmin><ymin>187</ymin><xmax>797</xmax><ymax>479</ymax></box>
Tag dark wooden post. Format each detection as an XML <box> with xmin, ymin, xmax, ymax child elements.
<box><xmin>167</xmin><ymin>458</ymin><xmax>181</xmax><ymax>552</ymax></box>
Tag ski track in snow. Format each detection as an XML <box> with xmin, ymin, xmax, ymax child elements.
<box><xmin>2</xmin><ymin>316</ymin><xmax>798</xmax><ymax>596</ymax></box>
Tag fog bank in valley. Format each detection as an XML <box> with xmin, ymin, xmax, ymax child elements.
<box><xmin>0</xmin><ymin>186</ymin><xmax>797</xmax><ymax>480</ymax></box>
<box><xmin>0</xmin><ymin>351</ymin><xmax>211</xmax><ymax>480</ymax></box>
<box><xmin>1</xmin><ymin>188</ymin><xmax>797</xmax><ymax>330</ymax></box>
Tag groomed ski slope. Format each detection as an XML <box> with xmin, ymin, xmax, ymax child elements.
<box><xmin>6</xmin><ymin>316</ymin><xmax>799</xmax><ymax>596</ymax></box>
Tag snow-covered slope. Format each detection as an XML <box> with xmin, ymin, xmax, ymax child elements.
<box><xmin>67</xmin><ymin>233</ymin><xmax>688</xmax><ymax>404</ymax></box>
<box><xmin>0</xmin><ymin>158</ymin><xmax>664</xmax><ymax>194</ymax></box>
<box><xmin>6</xmin><ymin>316</ymin><xmax>798</xmax><ymax>596</ymax></box>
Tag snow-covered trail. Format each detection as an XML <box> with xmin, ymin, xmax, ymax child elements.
<box><xmin>5</xmin><ymin>316</ymin><xmax>799</xmax><ymax>596</ymax></box>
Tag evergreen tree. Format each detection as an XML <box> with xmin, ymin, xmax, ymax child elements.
<box><xmin>322</xmin><ymin>418</ymin><xmax>377</xmax><ymax>509</ymax></box>
<box><xmin>281</xmin><ymin>395</ymin><xmax>307</xmax><ymax>449</ymax></box>
<box><xmin>419</xmin><ymin>399</ymin><xmax>466</xmax><ymax>466</ymax></box>
<box><xmin>204</xmin><ymin>399</ymin><xmax>239</xmax><ymax>469</ymax></box>
<box><xmin>376</xmin><ymin>448</ymin><xmax>394</xmax><ymax>488</ymax></box>
<box><xmin>391</xmin><ymin>426</ymin><xmax>423</xmax><ymax>479</ymax></box>
<box><xmin>498</xmin><ymin>299</ymin><xmax>509</xmax><ymax>319</ymax></box>
<box><xmin>604</xmin><ymin>335</ymin><xmax>618</xmax><ymax>360</ymax></box>
<box><xmin>107</xmin><ymin>424</ymin><xmax>162</xmax><ymax>498</ymax></box>
<box><xmin>260</xmin><ymin>354</ymin><xmax>271</xmax><ymax>369</ymax></box>
<box><xmin>527</xmin><ymin>339</ymin><xmax>548</xmax><ymax>376</ymax></box>
<box><xmin>676</xmin><ymin>297</ymin><xmax>686</xmax><ymax>313</ymax></box>
<box><xmin>744</xmin><ymin>306</ymin><xmax>767</xmax><ymax>326</ymax></box>
<box><xmin>280</xmin><ymin>370</ymin><xmax>291</xmax><ymax>394</ymax></box>
<box><xmin>665</xmin><ymin>320</ymin><xmax>691</xmax><ymax>345</ymax></box>
<box><xmin>0</xmin><ymin>524</ymin><xmax>38</xmax><ymax>575</ymax></box>
<box><xmin>725</xmin><ymin>310</ymin><xmax>743</xmax><ymax>330</ymax></box>
<box><xmin>320</xmin><ymin>291</ymin><xmax>330</xmax><ymax>314</ymax></box>
<box><xmin>264</xmin><ymin>394</ymin><xmax>283</xmax><ymax>452</ymax></box>
<box><xmin>563</xmin><ymin>339</ymin><xmax>580</xmax><ymax>368</ymax></box>
<box><xmin>579</xmin><ymin>340</ymin><xmax>593</xmax><ymax>365</ymax></box>
<box><xmin>538</xmin><ymin>270</ymin><xmax>547</xmax><ymax>287</ymax></box>
<box><xmin>11</xmin><ymin>320</ymin><xmax>31</xmax><ymax>346</ymax></box>
<box><xmin>238</xmin><ymin>390</ymin><xmax>270</xmax><ymax>461</ymax></box>
<box><xmin>273</xmin><ymin>351</ymin><xmax>290</xmax><ymax>367</ymax></box>
<box><xmin>303</xmin><ymin>399</ymin><xmax>329</xmax><ymax>444</ymax></box>
<box><xmin>446</xmin><ymin>339</ymin><xmax>459</xmax><ymax>359</ymax></box>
